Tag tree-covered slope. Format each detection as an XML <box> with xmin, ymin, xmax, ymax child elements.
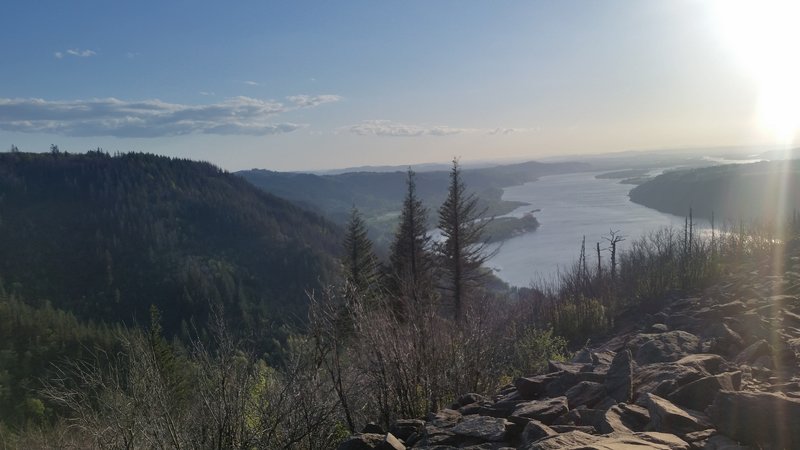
<box><xmin>629</xmin><ymin>159</ymin><xmax>800</xmax><ymax>225</ymax></box>
<box><xmin>0</xmin><ymin>151</ymin><xmax>341</xmax><ymax>337</ymax></box>
<box><xmin>239</xmin><ymin>161</ymin><xmax>590</xmax><ymax>222</ymax></box>
<box><xmin>238</xmin><ymin>160</ymin><xmax>590</xmax><ymax>248</ymax></box>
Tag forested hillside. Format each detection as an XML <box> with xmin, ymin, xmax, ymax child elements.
<box><xmin>629</xmin><ymin>159</ymin><xmax>800</xmax><ymax>226</ymax></box>
<box><xmin>238</xmin><ymin>160</ymin><xmax>590</xmax><ymax>247</ymax></box>
<box><xmin>0</xmin><ymin>151</ymin><xmax>341</xmax><ymax>339</ymax></box>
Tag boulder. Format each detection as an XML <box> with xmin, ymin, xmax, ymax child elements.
<box><xmin>521</xmin><ymin>430</ymin><xmax>678</xmax><ymax>450</ymax></box>
<box><xmin>336</xmin><ymin>433</ymin><xmax>387</xmax><ymax>450</ymax></box>
<box><xmin>667</xmin><ymin>372</ymin><xmax>738</xmax><ymax>411</ymax></box>
<box><xmin>514</xmin><ymin>372</ymin><xmax>560</xmax><ymax>400</ymax></box>
<box><xmin>567</xmin><ymin>408</ymin><xmax>607</xmax><ymax>429</ymax></box>
<box><xmin>382</xmin><ymin>433</ymin><xmax>405</xmax><ymax>450</ymax></box>
<box><xmin>696</xmin><ymin>300</ymin><xmax>748</xmax><ymax>320</ymax></box>
<box><xmin>565</xmin><ymin>381</ymin><xmax>607</xmax><ymax>409</ymax></box>
<box><xmin>707</xmin><ymin>390</ymin><xmax>800</xmax><ymax>448</ymax></box>
<box><xmin>591</xmin><ymin>350</ymin><xmax>616</xmax><ymax>366</ymax></box>
<box><xmin>619</xmin><ymin>403</ymin><xmax>651</xmax><ymax>425</ymax></box>
<box><xmin>474</xmin><ymin>401</ymin><xmax>519</xmax><ymax>418</ymax></box>
<box><xmin>427</xmin><ymin>409</ymin><xmax>461</xmax><ymax>428</ymax></box>
<box><xmin>633</xmin><ymin>362</ymin><xmax>705</xmax><ymax>399</ymax></box>
<box><xmin>641</xmin><ymin>393</ymin><xmax>711</xmax><ymax>436</ymax></box>
<box><xmin>673</xmin><ymin>354</ymin><xmax>726</xmax><ymax>375</ymax></box>
<box><xmin>508</xmin><ymin>397</ymin><xmax>569</xmax><ymax>425</ymax></box>
<box><xmin>450</xmin><ymin>416</ymin><xmax>508</xmax><ymax>442</ymax></box>
<box><xmin>635</xmin><ymin>432</ymin><xmax>690</xmax><ymax>450</ymax></box>
<box><xmin>548</xmin><ymin>425</ymin><xmax>595</xmax><ymax>434</ymax></box>
<box><xmin>544</xmin><ymin>371</ymin><xmax>605</xmax><ymax>398</ymax></box>
<box><xmin>416</xmin><ymin>426</ymin><xmax>458</xmax><ymax>447</ymax></box>
<box><xmin>390</xmin><ymin>419</ymin><xmax>425</xmax><ymax>441</ymax></box>
<box><xmin>729</xmin><ymin>313</ymin><xmax>770</xmax><ymax>343</ymax></box>
<box><xmin>734</xmin><ymin>340</ymin><xmax>770</xmax><ymax>365</ymax></box>
<box><xmin>519</xmin><ymin>431</ymin><xmax>598</xmax><ymax>450</ymax></box>
<box><xmin>548</xmin><ymin>360</ymin><xmax>591</xmax><ymax>374</ymax></box>
<box><xmin>598</xmin><ymin>405</ymin><xmax>635</xmax><ymax>434</ymax></box>
<box><xmin>459</xmin><ymin>444</ymin><xmax>515</xmax><ymax>450</ymax></box>
<box><xmin>681</xmin><ymin>429</ymin><xmax>715</xmax><ymax>447</ymax></box>
<box><xmin>593</xmin><ymin>396</ymin><xmax>618</xmax><ymax>411</ymax></box>
<box><xmin>519</xmin><ymin>419</ymin><xmax>557</xmax><ymax>447</ymax></box>
<box><xmin>605</xmin><ymin>349</ymin><xmax>633</xmax><ymax>402</ymax></box>
<box><xmin>630</xmin><ymin>331</ymin><xmax>701</xmax><ymax>365</ymax></box>
<box><xmin>460</xmin><ymin>403</ymin><xmax>489</xmax><ymax>416</ymax></box>
<box><xmin>458</xmin><ymin>393</ymin><xmax>487</xmax><ymax>406</ymax></box>
<box><xmin>703</xmin><ymin>322</ymin><xmax>744</xmax><ymax>353</ymax></box>
<box><xmin>476</xmin><ymin>392</ymin><xmax>522</xmax><ymax>418</ymax></box>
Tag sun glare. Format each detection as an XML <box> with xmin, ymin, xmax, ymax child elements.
<box><xmin>712</xmin><ymin>0</ymin><xmax>800</xmax><ymax>145</ymax></box>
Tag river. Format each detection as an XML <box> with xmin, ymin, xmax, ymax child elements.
<box><xmin>489</xmin><ymin>171</ymin><xmax>703</xmax><ymax>287</ymax></box>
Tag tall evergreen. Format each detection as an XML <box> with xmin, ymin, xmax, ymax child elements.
<box><xmin>389</xmin><ymin>169</ymin><xmax>435</xmax><ymax>313</ymax></box>
<box><xmin>438</xmin><ymin>159</ymin><xmax>492</xmax><ymax>320</ymax></box>
<box><xmin>342</xmin><ymin>207</ymin><xmax>380</xmax><ymax>294</ymax></box>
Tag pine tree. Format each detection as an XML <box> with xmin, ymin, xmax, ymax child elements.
<box><xmin>437</xmin><ymin>158</ymin><xmax>492</xmax><ymax>321</ymax></box>
<box><xmin>342</xmin><ymin>207</ymin><xmax>380</xmax><ymax>294</ymax></box>
<box><xmin>389</xmin><ymin>169</ymin><xmax>435</xmax><ymax>314</ymax></box>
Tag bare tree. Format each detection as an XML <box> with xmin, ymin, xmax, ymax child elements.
<box><xmin>604</xmin><ymin>230</ymin><xmax>626</xmax><ymax>283</ymax></box>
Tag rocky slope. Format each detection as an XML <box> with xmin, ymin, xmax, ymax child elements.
<box><xmin>339</xmin><ymin>253</ymin><xmax>800</xmax><ymax>449</ymax></box>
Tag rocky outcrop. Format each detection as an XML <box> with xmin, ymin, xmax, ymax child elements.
<box><xmin>707</xmin><ymin>391</ymin><xmax>800</xmax><ymax>448</ymax></box>
<box><xmin>604</xmin><ymin>349</ymin><xmax>633</xmax><ymax>402</ymax></box>
<box><xmin>339</xmin><ymin>257</ymin><xmax>800</xmax><ymax>450</ymax></box>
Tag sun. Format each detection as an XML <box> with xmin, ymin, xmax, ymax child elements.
<box><xmin>712</xmin><ymin>0</ymin><xmax>800</xmax><ymax>145</ymax></box>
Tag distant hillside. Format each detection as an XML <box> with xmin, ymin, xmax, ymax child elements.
<box><xmin>630</xmin><ymin>159</ymin><xmax>800</xmax><ymax>225</ymax></box>
<box><xmin>238</xmin><ymin>160</ymin><xmax>590</xmax><ymax>247</ymax></box>
<box><xmin>0</xmin><ymin>152</ymin><xmax>341</xmax><ymax>339</ymax></box>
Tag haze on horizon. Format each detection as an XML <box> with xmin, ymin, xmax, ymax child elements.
<box><xmin>1</xmin><ymin>0</ymin><xmax>798</xmax><ymax>171</ymax></box>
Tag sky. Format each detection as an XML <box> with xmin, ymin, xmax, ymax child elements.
<box><xmin>1</xmin><ymin>0</ymin><xmax>797</xmax><ymax>171</ymax></box>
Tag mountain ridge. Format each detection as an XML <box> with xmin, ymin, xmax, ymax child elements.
<box><xmin>0</xmin><ymin>151</ymin><xmax>342</xmax><ymax>340</ymax></box>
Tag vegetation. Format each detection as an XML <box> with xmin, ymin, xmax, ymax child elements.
<box><xmin>341</xmin><ymin>207</ymin><xmax>381</xmax><ymax>295</ymax></box>
<box><xmin>0</xmin><ymin>151</ymin><xmax>341</xmax><ymax>348</ymax></box>
<box><xmin>3</xmin><ymin>309</ymin><xmax>349</xmax><ymax>449</ymax></box>
<box><xmin>523</xmin><ymin>215</ymin><xmax>797</xmax><ymax>344</ymax></box>
<box><xmin>3</xmin><ymin>150</ymin><xmax>798</xmax><ymax>449</ymax></box>
<box><xmin>0</xmin><ymin>289</ymin><xmax>120</xmax><ymax>431</ymax></box>
<box><xmin>483</xmin><ymin>213</ymin><xmax>540</xmax><ymax>244</ymax></box>
<box><xmin>238</xmin><ymin>160</ymin><xmax>590</xmax><ymax>249</ymax></box>
<box><xmin>437</xmin><ymin>159</ymin><xmax>494</xmax><ymax>320</ymax></box>
<box><xmin>630</xmin><ymin>159</ymin><xmax>800</xmax><ymax>228</ymax></box>
<box><xmin>595</xmin><ymin>169</ymin><xmax>650</xmax><ymax>179</ymax></box>
<box><xmin>387</xmin><ymin>170</ymin><xmax>437</xmax><ymax>314</ymax></box>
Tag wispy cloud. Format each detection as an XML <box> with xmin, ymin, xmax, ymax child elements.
<box><xmin>287</xmin><ymin>94</ymin><xmax>342</xmax><ymax>108</ymax></box>
<box><xmin>198</xmin><ymin>91</ymin><xmax>215</xmax><ymax>96</ymax></box>
<box><xmin>243</xmin><ymin>80</ymin><xmax>260</xmax><ymax>86</ymax></box>
<box><xmin>0</xmin><ymin>95</ymin><xmax>342</xmax><ymax>138</ymax></box>
<box><xmin>488</xmin><ymin>127</ymin><xmax>516</xmax><ymax>135</ymax></box>
<box><xmin>346</xmin><ymin>120</ymin><xmax>467</xmax><ymax>137</ymax></box>
<box><xmin>55</xmin><ymin>48</ymin><xmax>96</xmax><ymax>59</ymax></box>
<box><xmin>346</xmin><ymin>120</ymin><xmax>521</xmax><ymax>137</ymax></box>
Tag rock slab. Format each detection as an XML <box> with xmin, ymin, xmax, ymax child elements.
<box><xmin>708</xmin><ymin>390</ymin><xmax>800</xmax><ymax>448</ymax></box>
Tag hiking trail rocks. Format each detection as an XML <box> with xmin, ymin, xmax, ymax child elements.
<box><xmin>339</xmin><ymin>259</ymin><xmax>800</xmax><ymax>449</ymax></box>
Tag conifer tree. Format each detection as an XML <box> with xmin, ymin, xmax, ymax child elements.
<box><xmin>437</xmin><ymin>158</ymin><xmax>492</xmax><ymax>320</ymax></box>
<box><xmin>389</xmin><ymin>169</ymin><xmax>435</xmax><ymax>313</ymax></box>
<box><xmin>342</xmin><ymin>207</ymin><xmax>380</xmax><ymax>294</ymax></box>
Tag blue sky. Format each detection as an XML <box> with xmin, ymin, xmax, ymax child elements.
<box><xmin>0</xmin><ymin>1</ymin><xmax>788</xmax><ymax>170</ymax></box>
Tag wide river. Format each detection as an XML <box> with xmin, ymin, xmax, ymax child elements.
<box><xmin>489</xmin><ymin>171</ymin><xmax>701</xmax><ymax>287</ymax></box>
